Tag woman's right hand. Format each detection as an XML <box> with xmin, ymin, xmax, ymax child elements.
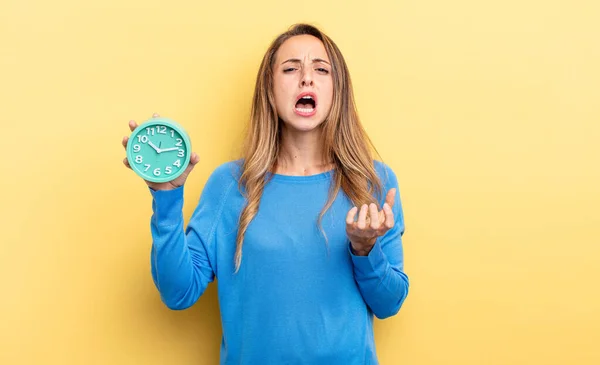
<box><xmin>122</xmin><ymin>113</ymin><xmax>200</xmax><ymax>191</ymax></box>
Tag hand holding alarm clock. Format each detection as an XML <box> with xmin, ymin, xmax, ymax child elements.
<box><xmin>122</xmin><ymin>113</ymin><xmax>200</xmax><ymax>190</ymax></box>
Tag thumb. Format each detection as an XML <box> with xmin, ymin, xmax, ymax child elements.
<box><xmin>182</xmin><ymin>152</ymin><xmax>199</xmax><ymax>175</ymax></box>
<box><xmin>385</xmin><ymin>188</ymin><xmax>396</xmax><ymax>208</ymax></box>
<box><xmin>189</xmin><ymin>152</ymin><xmax>200</xmax><ymax>167</ymax></box>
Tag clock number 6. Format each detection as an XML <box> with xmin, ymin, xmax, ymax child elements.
<box><xmin>153</xmin><ymin>168</ymin><xmax>161</xmax><ymax>176</ymax></box>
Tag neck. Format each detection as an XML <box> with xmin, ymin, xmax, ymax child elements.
<box><xmin>274</xmin><ymin>126</ymin><xmax>333</xmax><ymax>176</ymax></box>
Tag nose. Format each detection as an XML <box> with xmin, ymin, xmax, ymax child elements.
<box><xmin>300</xmin><ymin>68</ymin><xmax>314</xmax><ymax>87</ymax></box>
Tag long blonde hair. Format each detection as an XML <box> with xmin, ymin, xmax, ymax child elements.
<box><xmin>235</xmin><ymin>23</ymin><xmax>383</xmax><ymax>272</ymax></box>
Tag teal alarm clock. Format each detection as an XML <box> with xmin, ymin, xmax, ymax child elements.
<box><xmin>127</xmin><ymin>117</ymin><xmax>192</xmax><ymax>183</ymax></box>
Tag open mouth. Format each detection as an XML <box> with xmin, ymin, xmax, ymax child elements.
<box><xmin>294</xmin><ymin>93</ymin><xmax>317</xmax><ymax>116</ymax></box>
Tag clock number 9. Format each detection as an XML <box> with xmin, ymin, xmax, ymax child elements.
<box><xmin>178</xmin><ymin>149</ymin><xmax>185</xmax><ymax>157</ymax></box>
<box><xmin>133</xmin><ymin>144</ymin><xmax>141</xmax><ymax>152</ymax></box>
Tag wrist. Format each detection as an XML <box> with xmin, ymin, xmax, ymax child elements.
<box><xmin>350</xmin><ymin>239</ymin><xmax>376</xmax><ymax>256</ymax></box>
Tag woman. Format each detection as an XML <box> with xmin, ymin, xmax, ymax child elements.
<box><xmin>122</xmin><ymin>23</ymin><xmax>409</xmax><ymax>365</ymax></box>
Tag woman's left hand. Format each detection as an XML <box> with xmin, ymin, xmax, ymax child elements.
<box><xmin>346</xmin><ymin>188</ymin><xmax>396</xmax><ymax>256</ymax></box>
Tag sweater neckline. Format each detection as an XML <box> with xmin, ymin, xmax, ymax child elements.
<box><xmin>267</xmin><ymin>169</ymin><xmax>334</xmax><ymax>183</ymax></box>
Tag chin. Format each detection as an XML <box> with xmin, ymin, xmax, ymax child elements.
<box><xmin>282</xmin><ymin>114</ymin><xmax>326</xmax><ymax>133</ymax></box>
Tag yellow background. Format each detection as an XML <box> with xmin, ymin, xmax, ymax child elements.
<box><xmin>1</xmin><ymin>0</ymin><xmax>599</xmax><ymax>364</ymax></box>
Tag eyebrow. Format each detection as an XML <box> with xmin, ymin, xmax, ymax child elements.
<box><xmin>281</xmin><ymin>58</ymin><xmax>331</xmax><ymax>65</ymax></box>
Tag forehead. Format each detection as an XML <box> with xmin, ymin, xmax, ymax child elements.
<box><xmin>275</xmin><ymin>35</ymin><xmax>329</xmax><ymax>62</ymax></box>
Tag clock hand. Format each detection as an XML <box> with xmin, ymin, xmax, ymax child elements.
<box><xmin>160</xmin><ymin>147</ymin><xmax>179</xmax><ymax>152</ymax></box>
<box><xmin>148</xmin><ymin>141</ymin><xmax>161</xmax><ymax>153</ymax></box>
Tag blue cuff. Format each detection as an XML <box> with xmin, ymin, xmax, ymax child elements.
<box><xmin>150</xmin><ymin>186</ymin><xmax>184</xmax><ymax>226</ymax></box>
<box><xmin>349</xmin><ymin>239</ymin><xmax>387</xmax><ymax>277</ymax></box>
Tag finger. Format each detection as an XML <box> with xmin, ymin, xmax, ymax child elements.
<box><xmin>385</xmin><ymin>188</ymin><xmax>396</xmax><ymax>208</ymax></box>
<box><xmin>368</xmin><ymin>203</ymin><xmax>379</xmax><ymax>229</ymax></box>
<box><xmin>181</xmin><ymin>152</ymin><xmax>200</xmax><ymax>176</ymax></box>
<box><xmin>122</xmin><ymin>136</ymin><xmax>129</xmax><ymax>150</ymax></box>
<box><xmin>383</xmin><ymin>203</ymin><xmax>394</xmax><ymax>229</ymax></box>
<box><xmin>152</xmin><ymin>112</ymin><xmax>160</xmax><ymax>118</ymax></box>
<box><xmin>189</xmin><ymin>152</ymin><xmax>200</xmax><ymax>166</ymax></box>
<box><xmin>123</xmin><ymin>157</ymin><xmax>132</xmax><ymax>170</ymax></box>
<box><xmin>377</xmin><ymin>209</ymin><xmax>386</xmax><ymax>226</ymax></box>
<box><xmin>128</xmin><ymin>120</ymin><xmax>138</xmax><ymax>132</ymax></box>
<box><xmin>357</xmin><ymin>204</ymin><xmax>368</xmax><ymax>229</ymax></box>
<box><xmin>346</xmin><ymin>206</ymin><xmax>358</xmax><ymax>225</ymax></box>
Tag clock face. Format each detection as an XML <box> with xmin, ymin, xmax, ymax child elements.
<box><xmin>127</xmin><ymin>119</ymin><xmax>191</xmax><ymax>183</ymax></box>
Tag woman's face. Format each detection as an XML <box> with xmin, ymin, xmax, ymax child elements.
<box><xmin>272</xmin><ymin>35</ymin><xmax>334</xmax><ymax>133</ymax></box>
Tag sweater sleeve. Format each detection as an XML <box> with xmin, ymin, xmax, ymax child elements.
<box><xmin>349</xmin><ymin>164</ymin><xmax>410</xmax><ymax>319</ymax></box>
<box><xmin>149</xmin><ymin>168</ymin><xmax>231</xmax><ymax>310</ymax></box>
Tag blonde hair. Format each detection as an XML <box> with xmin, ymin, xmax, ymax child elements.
<box><xmin>235</xmin><ymin>23</ymin><xmax>383</xmax><ymax>272</ymax></box>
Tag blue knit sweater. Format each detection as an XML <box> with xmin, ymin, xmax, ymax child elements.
<box><xmin>149</xmin><ymin>160</ymin><xmax>409</xmax><ymax>364</ymax></box>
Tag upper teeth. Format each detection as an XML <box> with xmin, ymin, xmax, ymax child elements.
<box><xmin>302</xmin><ymin>96</ymin><xmax>313</xmax><ymax>100</ymax></box>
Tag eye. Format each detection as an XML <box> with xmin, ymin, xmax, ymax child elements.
<box><xmin>283</xmin><ymin>68</ymin><xmax>296</xmax><ymax>73</ymax></box>
<box><xmin>316</xmin><ymin>68</ymin><xmax>329</xmax><ymax>74</ymax></box>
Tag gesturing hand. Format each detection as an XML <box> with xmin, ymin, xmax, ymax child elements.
<box><xmin>346</xmin><ymin>188</ymin><xmax>396</xmax><ymax>256</ymax></box>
